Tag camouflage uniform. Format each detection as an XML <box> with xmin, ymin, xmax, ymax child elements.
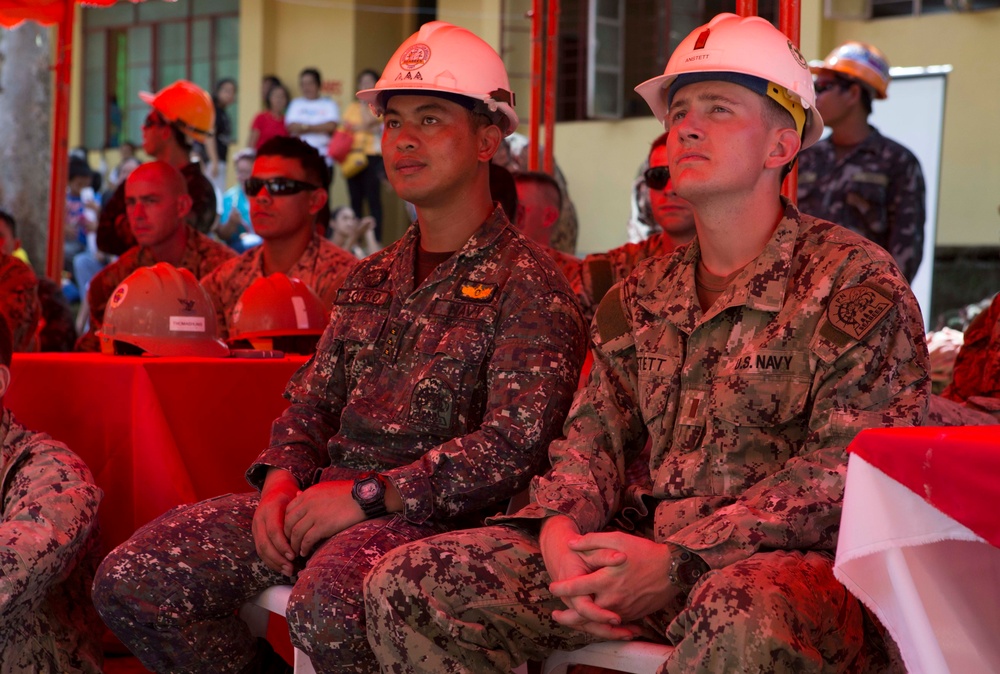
<box><xmin>92</xmin><ymin>206</ymin><xmax>588</xmax><ymax>674</ymax></box>
<box><xmin>97</xmin><ymin>163</ymin><xmax>219</xmax><ymax>256</ymax></box>
<box><xmin>0</xmin><ymin>408</ymin><xmax>104</xmax><ymax>673</ymax></box>
<box><xmin>365</xmin><ymin>201</ymin><xmax>929</xmax><ymax>674</ymax></box>
<box><xmin>798</xmin><ymin>127</ymin><xmax>926</xmax><ymax>282</ymax></box>
<box><xmin>941</xmin><ymin>292</ymin><xmax>1000</xmax><ymax>417</ymax></box>
<box><xmin>581</xmin><ymin>232</ymin><xmax>679</xmax><ymax>324</ymax></box>
<box><xmin>75</xmin><ymin>227</ymin><xmax>235</xmax><ymax>351</ymax></box>
<box><xmin>0</xmin><ymin>253</ymin><xmax>40</xmax><ymax>352</ymax></box>
<box><xmin>200</xmin><ymin>232</ymin><xmax>358</xmax><ymax>340</ymax></box>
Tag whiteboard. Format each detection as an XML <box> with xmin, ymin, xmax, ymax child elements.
<box><xmin>869</xmin><ymin>66</ymin><xmax>950</xmax><ymax>330</ymax></box>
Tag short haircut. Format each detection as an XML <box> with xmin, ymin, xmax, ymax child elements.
<box><xmin>128</xmin><ymin>160</ymin><xmax>187</xmax><ymax>196</ymax></box>
<box><xmin>513</xmin><ymin>170</ymin><xmax>563</xmax><ymax>214</ymax></box>
<box><xmin>760</xmin><ymin>97</ymin><xmax>799</xmax><ymax>179</ymax></box>
<box><xmin>169</xmin><ymin>121</ymin><xmax>192</xmax><ymax>152</ymax></box>
<box><xmin>300</xmin><ymin>68</ymin><xmax>322</xmax><ymax>87</ymax></box>
<box><xmin>0</xmin><ymin>209</ymin><xmax>16</xmax><ymax>237</ymax></box>
<box><xmin>69</xmin><ymin>157</ymin><xmax>92</xmax><ymax>181</ymax></box>
<box><xmin>0</xmin><ymin>314</ymin><xmax>12</xmax><ymax>368</ymax></box>
<box><xmin>256</xmin><ymin>136</ymin><xmax>328</xmax><ymax>187</ymax></box>
<box><xmin>357</xmin><ymin>68</ymin><xmax>379</xmax><ymax>84</ymax></box>
<box><xmin>489</xmin><ymin>164</ymin><xmax>518</xmax><ymax>221</ymax></box>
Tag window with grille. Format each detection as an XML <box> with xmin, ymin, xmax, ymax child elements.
<box><xmin>81</xmin><ymin>0</ymin><xmax>239</xmax><ymax>150</ymax></box>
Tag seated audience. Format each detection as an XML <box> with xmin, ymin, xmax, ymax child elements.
<box><xmin>91</xmin><ymin>21</ymin><xmax>586</xmax><ymax>672</ymax></box>
<box><xmin>363</xmin><ymin>14</ymin><xmax>925</xmax><ymax>674</ymax></box>
<box><xmin>75</xmin><ymin>161</ymin><xmax>235</xmax><ymax>351</ymax></box>
<box><xmin>200</xmin><ymin>137</ymin><xmax>357</xmax><ymax>341</ymax></box>
<box><xmin>0</xmin><ymin>252</ymin><xmax>39</xmax><ymax>353</ymax></box>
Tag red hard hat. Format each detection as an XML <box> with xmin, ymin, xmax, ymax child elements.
<box><xmin>229</xmin><ymin>274</ymin><xmax>329</xmax><ymax>344</ymax></box>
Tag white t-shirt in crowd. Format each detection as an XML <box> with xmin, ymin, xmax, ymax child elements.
<box><xmin>285</xmin><ymin>96</ymin><xmax>341</xmax><ymax>164</ymax></box>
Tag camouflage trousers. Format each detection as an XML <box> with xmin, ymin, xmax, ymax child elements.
<box><xmin>365</xmin><ymin>524</ymin><xmax>902</xmax><ymax>674</ymax></box>
<box><xmin>92</xmin><ymin>491</ymin><xmax>446</xmax><ymax>674</ymax></box>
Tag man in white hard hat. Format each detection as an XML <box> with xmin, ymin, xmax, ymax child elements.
<box><xmin>798</xmin><ymin>42</ymin><xmax>926</xmax><ymax>283</ymax></box>
<box><xmin>365</xmin><ymin>13</ymin><xmax>926</xmax><ymax>673</ymax></box>
<box><xmin>93</xmin><ymin>21</ymin><xmax>586</xmax><ymax>674</ymax></box>
<box><xmin>97</xmin><ymin>80</ymin><xmax>220</xmax><ymax>256</ymax></box>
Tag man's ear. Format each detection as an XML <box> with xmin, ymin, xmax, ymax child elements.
<box><xmin>0</xmin><ymin>364</ymin><xmax>10</xmax><ymax>401</ymax></box>
<box><xmin>308</xmin><ymin>186</ymin><xmax>329</xmax><ymax>215</ymax></box>
<box><xmin>765</xmin><ymin>127</ymin><xmax>801</xmax><ymax>171</ymax></box>
<box><xmin>478</xmin><ymin>124</ymin><xmax>503</xmax><ymax>163</ymax></box>
<box><xmin>175</xmin><ymin>193</ymin><xmax>194</xmax><ymax>221</ymax></box>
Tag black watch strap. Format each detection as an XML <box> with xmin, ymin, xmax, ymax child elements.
<box><xmin>352</xmin><ymin>472</ymin><xmax>388</xmax><ymax>519</ymax></box>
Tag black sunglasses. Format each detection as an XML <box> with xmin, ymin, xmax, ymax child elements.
<box><xmin>142</xmin><ymin>114</ymin><xmax>167</xmax><ymax>129</ymax></box>
<box><xmin>245</xmin><ymin>177</ymin><xmax>321</xmax><ymax>197</ymax></box>
<box><xmin>644</xmin><ymin>166</ymin><xmax>670</xmax><ymax>191</ymax></box>
<box><xmin>814</xmin><ymin>80</ymin><xmax>848</xmax><ymax>95</ymax></box>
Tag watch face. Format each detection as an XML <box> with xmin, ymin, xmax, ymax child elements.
<box><xmin>358</xmin><ymin>480</ymin><xmax>380</xmax><ymax>500</ymax></box>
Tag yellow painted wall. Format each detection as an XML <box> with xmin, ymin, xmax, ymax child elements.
<box><xmin>822</xmin><ymin>10</ymin><xmax>1000</xmax><ymax>247</ymax></box>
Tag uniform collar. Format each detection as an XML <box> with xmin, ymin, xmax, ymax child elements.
<box><xmin>638</xmin><ymin>199</ymin><xmax>800</xmax><ymax>332</ymax></box>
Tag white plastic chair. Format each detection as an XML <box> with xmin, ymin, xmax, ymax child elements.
<box><xmin>542</xmin><ymin>641</ymin><xmax>675</xmax><ymax>674</ymax></box>
<box><xmin>239</xmin><ymin>584</ymin><xmax>316</xmax><ymax>674</ymax></box>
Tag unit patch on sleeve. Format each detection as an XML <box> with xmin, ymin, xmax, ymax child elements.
<box><xmin>827</xmin><ymin>285</ymin><xmax>894</xmax><ymax>341</ymax></box>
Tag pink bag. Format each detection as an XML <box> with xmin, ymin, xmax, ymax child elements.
<box><xmin>327</xmin><ymin>129</ymin><xmax>353</xmax><ymax>163</ymax></box>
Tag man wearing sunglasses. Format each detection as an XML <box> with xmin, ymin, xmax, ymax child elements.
<box><xmin>93</xmin><ymin>21</ymin><xmax>586</xmax><ymax>674</ymax></box>
<box><xmin>365</xmin><ymin>14</ymin><xmax>926</xmax><ymax>674</ymax></box>
<box><xmin>75</xmin><ymin>161</ymin><xmax>234</xmax><ymax>351</ymax></box>
<box><xmin>798</xmin><ymin>42</ymin><xmax>926</xmax><ymax>283</ymax></box>
<box><xmin>96</xmin><ymin>81</ymin><xmax>221</xmax><ymax>257</ymax></box>
<box><xmin>580</xmin><ymin>132</ymin><xmax>696</xmax><ymax>322</ymax></box>
<box><xmin>200</xmin><ymin>136</ymin><xmax>358</xmax><ymax>341</ymax></box>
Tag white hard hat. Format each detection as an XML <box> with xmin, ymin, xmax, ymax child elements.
<box><xmin>356</xmin><ymin>21</ymin><xmax>518</xmax><ymax>136</ymax></box>
<box><xmin>634</xmin><ymin>13</ymin><xmax>823</xmax><ymax>150</ymax></box>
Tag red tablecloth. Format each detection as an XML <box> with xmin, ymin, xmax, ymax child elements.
<box><xmin>6</xmin><ymin>352</ymin><xmax>307</xmax><ymax>551</ymax></box>
<box><xmin>847</xmin><ymin>425</ymin><xmax>1000</xmax><ymax>548</ymax></box>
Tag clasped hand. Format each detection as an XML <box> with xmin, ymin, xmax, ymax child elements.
<box><xmin>541</xmin><ymin>516</ymin><xmax>678</xmax><ymax>641</ymax></box>
<box><xmin>252</xmin><ymin>474</ymin><xmax>364</xmax><ymax>576</ymax></box>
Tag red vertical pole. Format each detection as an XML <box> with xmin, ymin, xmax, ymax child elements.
<box><xmin>736</xmin><ymin>0</ymin><xmax>758</xmax><ymax>16</ymax></box>
<box><xmin>46</xmin><ymin>0</ymin><xmax>74</xmax><ymax>282</ymax></box>
<box><xmin>542</xmin><ymin>0</ymin><xmax>558</xmax><ymax>174</ymax></box>
<box><xmin>779</xmin><ymin>0</ymin><xmax>801</xmax><ymax>202</ymax></box>
<box><xmin>528</xmin><ymin>0</ymin><xmax>543</xmax><ymax>171</ymax></box>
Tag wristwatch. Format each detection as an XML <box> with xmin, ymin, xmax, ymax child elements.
<box><xmin>666</xmin><ymin>544</ymin><xmax>710</xmax><ymax>595</ymax></box>
<box><xmin>352</xmin><ymin>472</ymin><xmax>388</xmax><ymax>519</ymax></box>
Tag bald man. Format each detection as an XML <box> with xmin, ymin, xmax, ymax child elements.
<box><xmin>75</xmin><ymin>161</ymin><xmax>235</xmax><ymax>351</ymax></box>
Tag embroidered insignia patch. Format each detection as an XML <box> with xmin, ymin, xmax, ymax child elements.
<box><xmin>828</xmin><ymin>285</ymin><xmax>894</xmax><ymax>340</ymax></box>
<box><xmin>458</xmin><ymin>282</ymin><xmax>496</xmax><ymax>301</ymax></box>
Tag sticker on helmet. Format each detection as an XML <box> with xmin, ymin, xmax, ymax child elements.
<box><xmin>291</xmin><ymin>296</ymin><xmax>310</xmax><ymax>329</ymax></box>
<box><xmin>177</xmin><ymin>297</ymin><xmax>197</xmax><ymax>312</ymax></box>
<box><xmin>400</xmin><ymin>43</ymin><xmax>431</xmax><ymax>71</ymax></box>
<box><xmin>169</xmin><ymin>316</ymin><xmax>206</xmax><ymax>333</ymax></box>
<box><xmin>693</xmin><ymin>29</ymin><xmax>710</xmax><ymax>50</ymax></box>
<box><xmin>788</xmin><ymin>41</ymin><xmax>808</xmax><ymax>69</ymax></box>
<box><xmin>110</xmin><ymin>284</ymin><xmax>128</xmax><ymax>309</ymax></box>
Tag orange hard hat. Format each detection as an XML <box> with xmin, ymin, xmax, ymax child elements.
<box><xmin>139</xmin><ymin>80</ymin><xmax>215</xmax><ymax>143</ymax></box>
<box><xmin>98</xmin><ymin>262</ymin><xmax>229</xmax><ymax>357</ymax></box>
<box><xmin>229</xmin><ymin>274</ymin><xmax>329</xmax><ymax>346</ymax></box>
<box><xmin>811</xmin><ymin>42</ymin><xmax>890</xmax><ymax>100</ymax></box>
